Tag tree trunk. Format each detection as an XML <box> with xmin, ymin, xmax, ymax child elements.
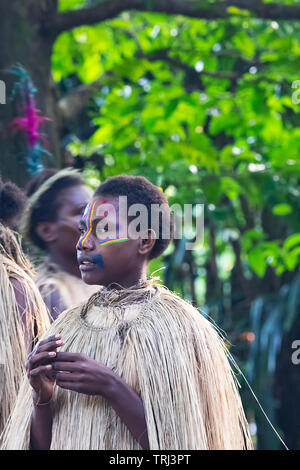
<box><xmin>0</xmin><ymin>0</ymin><xmax>60</xmax><ymax>187</ymax></box>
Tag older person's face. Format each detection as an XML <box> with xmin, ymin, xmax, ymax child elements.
<box><xmin>51</xmin><ymin>184</ymin><xmax>93</xmax><ymax>258</ymax></box>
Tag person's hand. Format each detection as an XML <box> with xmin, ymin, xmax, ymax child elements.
<box><xmin>52</xmin><ymin>352</ymin><xmax>118</xmax><ymax>400</ymax></box>
<box><xmin>26</xmin><ymin>335</ymin><xmax>64</xmax><ymax>404</ymax></box>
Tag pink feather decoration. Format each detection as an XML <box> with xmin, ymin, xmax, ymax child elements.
<box><xmin>10</xmin><ymin>92</ymin><xmax>50</xmax><ymax>148</ymax></box>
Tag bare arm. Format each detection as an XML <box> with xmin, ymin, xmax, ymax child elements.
<box><xmin>30</xmin><ymin>399</ymin><xmax>54</xmax><ymax>450</ymax></box>
<box><xmin>109</xmin><ymin>375</ymin><xmax>150</xmax><ymax>449</ymax></box>
<box><xmin>41</xmin><ymin>288</ymin><xmax>67</xmax><ymax>322</ymax></box>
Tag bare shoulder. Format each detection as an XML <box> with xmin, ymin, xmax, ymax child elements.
<box><xmin>9</xmin><ymin>276</ymin><xmax>27</xmax><ymax>309</ymax></box>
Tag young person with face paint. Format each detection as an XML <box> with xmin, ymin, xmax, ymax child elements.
<box><xmin>1</xmin><ymin>175</ymin><xmax>253</xmax><ymax>450</ymax></box>
<box><xmin>21</xmin><ymin>168</ymin><xmax>99</xmax><ymax>321</ymax></box>
<box><xmin>0</xmin><ymin>177</ymin><xmax>49</xmax><ymax>437</ymax></box>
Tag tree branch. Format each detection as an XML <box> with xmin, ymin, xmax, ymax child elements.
<box><xmin>52</xmin><ymin>0</ymin><xmax>138</xmax><ymax>36</ymax></box>
<box><xmin>143</xmin><ymin>49</ymin><xmax>238</xmax><ymax>80</ymax></box>
<box><xmin>51</xmin><ymin>0</ymin><xmax>300</xmax><ymax>37</ymax></box>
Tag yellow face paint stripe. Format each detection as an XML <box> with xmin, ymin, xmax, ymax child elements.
<box><xmin>79</xmin><ymin>202</ymin><xmax>96</xmax><ymax>248</ymax></box>
<box><xmin>77</xmin><ymin>202</ymin><xmax>130</xmax><ymax>249</ymax></box>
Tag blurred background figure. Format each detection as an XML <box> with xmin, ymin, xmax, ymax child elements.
<box><xmin>0</xmin><ymin>177</ymin><xmax>26</xmax><ymax>230</ymax></box>
<box><xmin>0</xmin><ymin>176</ymin><xmax>49</xmax><ymax>436</ymax></box>
<box><xmin>22</xmin><ymin>168</ymin><xmax>99</xmax><ymax>321</ymax></box>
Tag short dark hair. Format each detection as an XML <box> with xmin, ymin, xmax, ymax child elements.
<box><xmin>95</xmin><ymin>174</ymin><xmax>174</xmax><ymax>260</ymax></box>
<box><xmin>25</xmin><ymin>168</ymin><xmax>83</xmax><ymax>250</ymax></box>
<box><xmin>0</xmin><ymin>176</ymin><xmax>27</xmax><ymax>227</ymax></box>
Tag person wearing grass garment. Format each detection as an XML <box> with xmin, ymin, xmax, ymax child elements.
<box><xmin>1</xmin><ymin>174</ymin><xmax>253</xmax><ymax>450</ymax></box>
<box><xmin>22</xmin><ymin>168</ymin><xmax>99</xmax><ymax>320</ymax></box>
<box><xmin>0</xmin><ymin>176</ymin><xmax>49</xmax><ymax>438</ymax></box>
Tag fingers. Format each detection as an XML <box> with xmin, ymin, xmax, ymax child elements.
<box><xmin>56</xmin><ymin>381</ymin><xmax>83</xmax><ymax>393</ymax></box>
<box><xmin>55</xmin><ymin>352</ymin><xmax>81</xmax><ymax>362</ymax></box>
<box><xmin>26</xmin><ymin>336</ymin><xmax>64</xmax><ymax>373</ymax></box>
<box><xmin>55</xmin><ymin>372</ymin><xmax>82</xmax><ymax>383</ymax></box>
<box><xmin>34</xmin><ymin>335</ymin><xmax>61</xmax><ymax>349</ymax></box>
<box><xmin>29</xmin><ymin>364</ymin><xmax>52</xmax><ymax>377</ymax></box>
<box><xmin>52</xmin><ymin>362</ymin><xmax>79</xmax><ymax>373</ymax></box>
<box><xmin>27</xmin><ymin>351</ymin><xmax>57</xmax><ymax>371</ymax></box>
<box><xmin>39</xmin><ymin>335</ymin><xmax>61</xmax><ymax>345</ymax></box>
<box><xmin>34</xmin><ymin>336</ymin><xmax>64</xmax><ymax>354</ymax></box>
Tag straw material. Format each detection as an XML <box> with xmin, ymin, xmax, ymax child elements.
<box><xmin>0</xmin><ymin>225</ymin><xmax>50</xmax><ymax>438</ymax></box>
<box><xmin>1</xmin><ymin>277</ymin><xmax>253</xmax><ymax>450</ymax></box>
<box><xmin>35</xmin><ymin>258</ymin><xmax>99</xmax><ymax>319</ymax></box>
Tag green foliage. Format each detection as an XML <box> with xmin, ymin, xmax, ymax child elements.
<box><xmin>246</xmin><ymin>274</ymin><xmax>300</xmax><ymax>448</ymax></box>
<box><xmin>59</xmin><ymin>0</ymin><xmax>85</xmax><ymax>12</ymax></box>
<box><xmin>53</xmin><ymin>2</ymin><xmax>300</xmax><ymax>303</ymax></box>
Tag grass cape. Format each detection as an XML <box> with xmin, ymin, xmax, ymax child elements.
<box><xmin>36</xmin><ymin>257</ymin><xmax>99</xmax><ymax>319</ymax></box>
<box><xmin>0</xmin><ymin>225</ymin><xmax>50</xmax><ymax>438</ymax></box>
<box><xmin>1</xmin><ymin>277</ymin><xmax>253</xmax><ymax>450</ymax></box>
